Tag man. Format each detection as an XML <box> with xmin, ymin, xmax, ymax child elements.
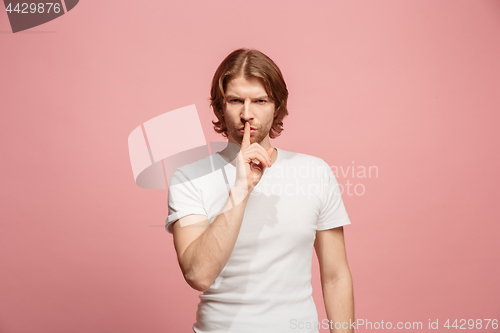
<box><xmin>165</xmin><ymin>48</ymin><xmax>354</xmax><ymax>333</ymax></box>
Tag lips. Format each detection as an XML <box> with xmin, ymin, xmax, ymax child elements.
<box><xmin>239</xmin><ymin>128</ymin><xmax>256</xmax><ymax>134</ymax></box>
<box><xmin>239</xmin><ymin>126</ymin><xmax>256</xmax><ymax>130</ymax></box>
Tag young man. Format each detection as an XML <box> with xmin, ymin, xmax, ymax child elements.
<box><xmin>166</xmin><ymin>49</ymin><xmax>354</xmax><ymax>333</ymax></box>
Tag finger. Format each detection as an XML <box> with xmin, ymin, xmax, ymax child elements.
<box><xmin>246</xmin><ymin>149</ymin><xmax>271</xmax><ymax>168</ymax></box>
<box><xmin>249</xmin><ymin>158</ymin><xmax>268</xmax><ymax>171</ymax></box>
<box><xmin>249</xmin><ymin>158</ymin><xmax>266</xmax><ymax>175</ymax></box>
<box><xmin>247</xmin><ymin>143</ymin><xmax>272</xmax><ymax>167</ymax></box>
<box><xmin>241</xmin><ymin>122</ymin><xmax>251</xmax><ymax>150</ymax></box>
<box><xmin>255</xmin><ymin>144</ymin><xmax>272</xmax><ymax>167</ymax></box>
<box><xmin>250</xmin><ymin>161</ymin><xmax>264</xmax><ymax>173</ymax></box>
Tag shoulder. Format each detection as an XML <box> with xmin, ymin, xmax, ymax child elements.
<box><xmin>277</xmin><ymin>148</ymin><xmax>329</xmax><ymax>169</ymax></box>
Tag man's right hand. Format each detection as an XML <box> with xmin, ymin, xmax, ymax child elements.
<box><xmin>234</xmin><ymin>122</ymin><xmax>275</xmax><ymax>193</ymax></box>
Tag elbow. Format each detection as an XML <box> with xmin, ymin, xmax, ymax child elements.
<box><xmin>184</xmin><ymin>271</ymin><xmax>213</xmax><ymax>292</ymax></box>
<box><xmin>321</xmin><ymin>269</ymin><xmax>353</xmax><ymax>286</ymax></box>
<box><xmin>190</xmin><ymin>281</ymin><xmax>211</xmax><ymax>293</ymax></box>
<box><xmin>186</xmin><ymin>277</ymin><xmax>212</xmax><ymax>292</ymax></box>
<box><xmin>178</xmin><ymin>252</ymin><xmax>214</xmax><ymax>292</ymax></box>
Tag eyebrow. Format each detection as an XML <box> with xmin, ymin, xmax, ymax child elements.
<box><xmin>225</xmin><ymin>95</ymin><xmax>269</xmax><ymax>100</ymax></box>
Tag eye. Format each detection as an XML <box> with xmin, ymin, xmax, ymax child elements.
<box><xmin>256</xmin><ymin>99</ymin><xmax>267</xmax><ymax>104</ymax></box>
<box><xmin>229</xmin><ymin>99</ymin><xmax>242</xmax><ymax>103</ymax></box>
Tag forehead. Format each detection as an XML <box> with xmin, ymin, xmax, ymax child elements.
<box><xmin>225</xmin><ymin>76</ymin><xmax>268</xmax><ymax>96</ymax></box>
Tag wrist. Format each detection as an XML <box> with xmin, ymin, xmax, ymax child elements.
<box><xmin>230</xmin><ymin>185</ymin><xmax>251</xmax><ymax>205</ymax></box>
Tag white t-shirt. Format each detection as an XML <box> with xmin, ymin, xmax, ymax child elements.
<box><xmin>166</xmin><ymin>147</ymin><xmax>351</xmax><ymax>333</ymax></box>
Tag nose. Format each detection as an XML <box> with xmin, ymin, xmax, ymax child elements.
<box><xmin>240</xmin><ymin>100</ymin><xmax>254</xmax><ymax>123</ymax></box>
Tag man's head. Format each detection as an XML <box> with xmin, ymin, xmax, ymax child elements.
<box><xmin>210</xmin><ymin>48</ymin><xmax>289</xmax><ymax>145</ymax></box>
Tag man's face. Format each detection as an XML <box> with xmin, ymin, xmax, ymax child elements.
<box><xmin>223</xmin><ymin>76</ymin><xmax>276</xmax><ymax>147</ymax></box>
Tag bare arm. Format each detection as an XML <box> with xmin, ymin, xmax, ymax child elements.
<box><xmin>171</xmin><ymin>122</ymin><xmax>274</xmax><ymax>292</ymax></box>
<box><xmin>314</xmin><ymin>226</ymin><xmax>354</xmax><ymax>333</ymax></box>
<box><xmin>172</xmin><ymin>186</ymin><xmax>249</xmax><ymax>292</ymax></box>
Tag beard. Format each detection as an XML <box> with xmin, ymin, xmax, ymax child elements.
<box><xmin>228</xmin><ymin>123</ymin><xmax>272</xmax><ymax>146</ymax></box>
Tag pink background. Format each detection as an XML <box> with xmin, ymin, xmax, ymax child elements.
<box><xmin>1</xmin><ymin>0</ymin><xmax>499</xmax><ymax>332</ymax></box>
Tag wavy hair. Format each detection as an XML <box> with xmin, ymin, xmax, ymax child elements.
<box><xmin>210</xmin><ymin>48</ymin><xmax>289</xmax><ymax>139</ymax></box>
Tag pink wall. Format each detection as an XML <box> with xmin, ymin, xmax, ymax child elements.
<box><xmin>1</xmin><ymin>0</ymin><xmax>499</xmax><ymax>332</ymax></box>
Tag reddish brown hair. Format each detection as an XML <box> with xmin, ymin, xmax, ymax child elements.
<box><xmin>210</xmin><ymin>48</ymin><xmax>289</xmax><ymax>139</ymax></box>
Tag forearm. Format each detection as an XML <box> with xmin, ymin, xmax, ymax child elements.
<box><xmin>322</xmin><ymin>273</ymin><xmax>355</xmax><ymax>333</ymax></box>
<box><xmin>180</xmin><ymin>186</ymin><xmax>250</xmax><ymax>291</ymax></box>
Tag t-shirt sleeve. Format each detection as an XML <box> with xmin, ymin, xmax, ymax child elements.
<box><xmin>317</xmin><ymin>160</ymin><xmax>351</xmax><ymax>230</ymax></box>
<box><xmin>165</xmin><ymin>168</ymin><xmax>207</xmax><ymax>234</ymax></box>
